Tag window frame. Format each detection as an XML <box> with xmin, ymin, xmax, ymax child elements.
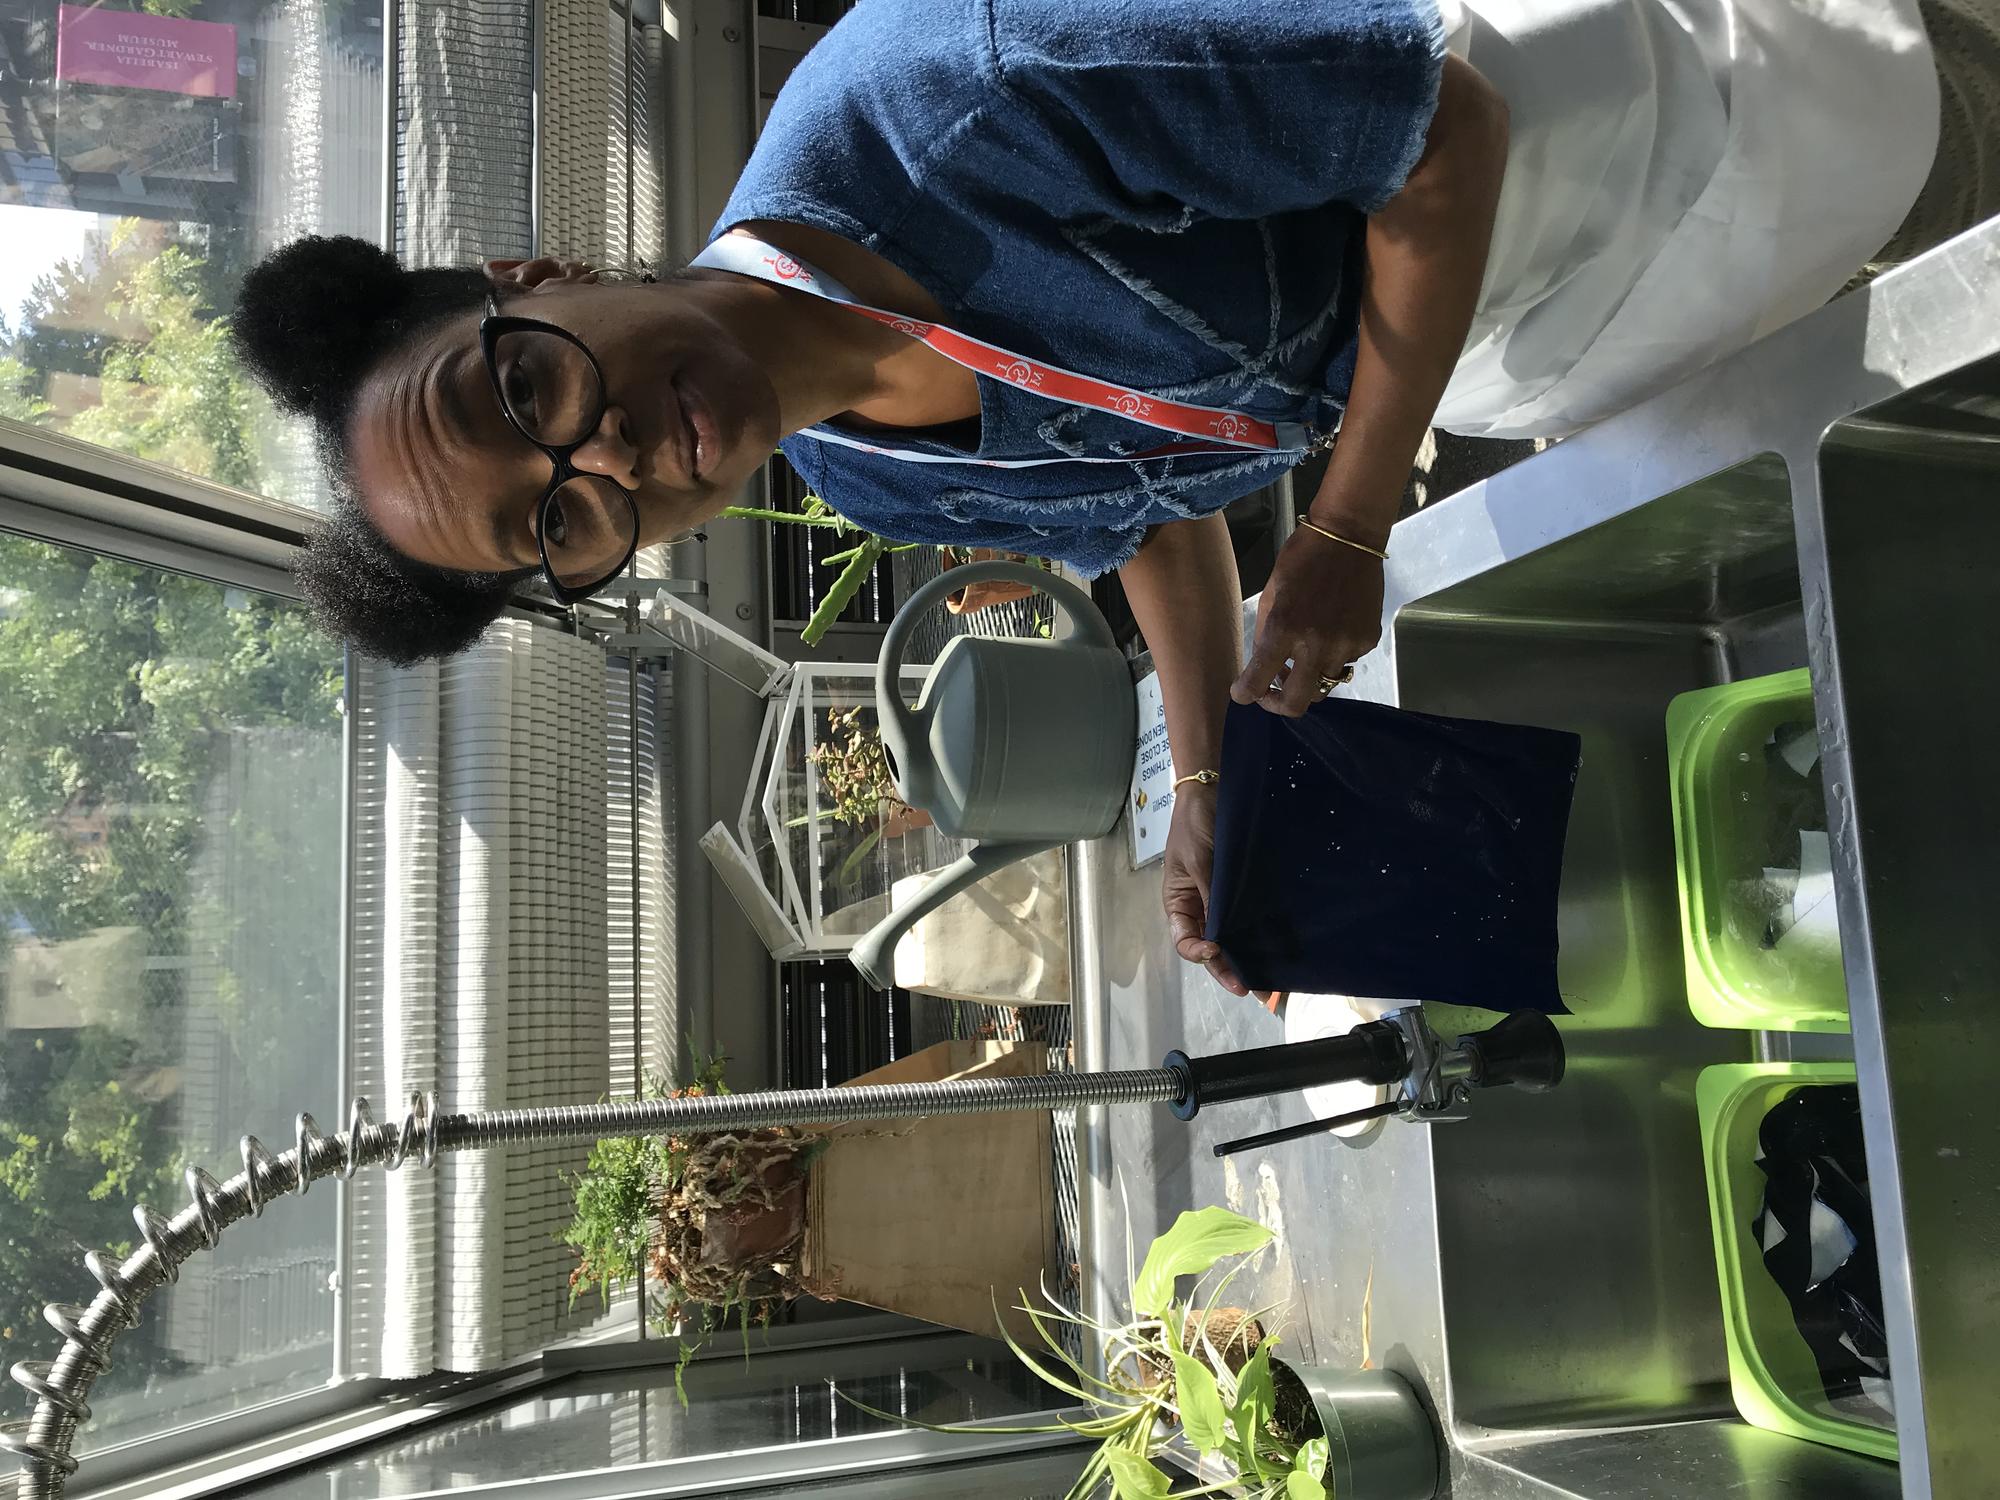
<box><xmin>0</xmin><ymin>435</ymin><xmax>387</xmax><ymax>1489</ymax></box>
<box><xmin>5</xmin><ymin>0</ymin><xmax>762</xmax><ymax>1479</ymax></box>
<box><xmin>0</xmin><ymin>416</ymin><xmax>646</xmax><ymax>1495</ymax></box>
<box><xmin>0</xmin><ymin>422</ymin><xmax>310</xmax><ymax>597</ymax></box>
<box><xmin>69</xmin><ymin>1320</ymin><xmax>1083</xmax><ymax>1500</ymax></box>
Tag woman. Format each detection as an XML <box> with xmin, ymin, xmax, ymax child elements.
<box><xmin>234</xmin><ymin>0</ymin><xmax>1972</xmax><ymax>996</ymax></box>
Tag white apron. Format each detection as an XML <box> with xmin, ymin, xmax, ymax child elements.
<box><xmin>1432</xmin><ymin>0</ymin><xmax>1940</xmax><ymax>439</ymax></box>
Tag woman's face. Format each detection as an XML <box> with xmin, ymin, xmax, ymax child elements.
<box><xmin>347</xmin><ymin>261</ymin><xmax>783</xmax><ymax>581</ymax></box>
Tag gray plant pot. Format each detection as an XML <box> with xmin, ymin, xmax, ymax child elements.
<box><xmin>1291</xmin><ymin>1365</ymin><xmax>1440</xmax><ymax>1500</ymax></box>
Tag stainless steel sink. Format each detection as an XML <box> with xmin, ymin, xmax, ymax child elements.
<box><xmin>1080</xmin><ymin>224</ymin><xmax>2000</xmax><ymax>1500</ymax></box>
<box><xmin>1394</xmin><ymin>459</ymin><xmax>1794</xmax><ymax>1435</ymax></box>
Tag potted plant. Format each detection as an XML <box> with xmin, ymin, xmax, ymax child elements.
<box><xmin>565</xmin><ymin>1043</ymin><xmax>1063</xmax><ymax>1393</ymax></box>
<box><xmin>941</xmin><ymin>546</ymin><xmax>1050</xmax><ymax>616</ymax></box>
<box><xmin>848</xmin><ymin>1206</ymin><xmax>1438</xmax><ymax>1500</ymax></box>
<box><xmin>563</xmin><ymin>1056</ymin><xmax>833</xmax><ymax>1402</ymax></box>
<box><xmin>807</xmin><ymin>703</ymin><xmax>935</xmax><ymax>904</ymax></box>
<box><xmin>720</xmin><ymin>494</ymin><xmax>931</xmax><ymax>645</ymax></box>
<box><xmin>809</xmin><ymin>703</ymin><xmax>932</xmax><ymax>841</ymax></box>
<box><xmin>721</xmin><ymin>496</ymin><xmax>1055</xmax><ymax>640</ymax></box>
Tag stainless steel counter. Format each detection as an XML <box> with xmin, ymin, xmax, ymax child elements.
<box><xmin>1073</xmin><ymin>220</ymin><xmax>2000</xmax><ymax>1500</ymax></box>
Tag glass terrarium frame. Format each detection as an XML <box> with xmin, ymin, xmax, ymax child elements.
<box><xmin>739</xmin><ymin>660</ymin><xmax>966</xmax><ymax>957</ymax></box>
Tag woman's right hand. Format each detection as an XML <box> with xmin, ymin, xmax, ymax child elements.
<box><xmin>1232</xmin><ymin>524</ymin><xmax>1385</xmax><ymax>717</ymax></box>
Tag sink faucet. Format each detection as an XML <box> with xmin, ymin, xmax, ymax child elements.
<box><xmin>3</xmin><ymin>1009</ymin><xmax>1563</xmax><ymax>1494</ymax></box>
<box><xmin>1200</xmin><ymin>1007</ymin><xmax>1568</xmax><ymax>1157</ymax></box>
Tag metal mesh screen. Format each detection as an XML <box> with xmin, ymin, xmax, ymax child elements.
<box><xmin>606</xmin><ymin>658</ymin><xmax>679</xmax><ymax>1097</ymax></box>
<box><xmin>603</xmin><ymin>4</ymin><xmax>667</xmax><ymax>271</ymax></box>
<box><xmin>395</xmin><ymin>0</ymin><xmax>535</xmax><ymax>263</ymax></box>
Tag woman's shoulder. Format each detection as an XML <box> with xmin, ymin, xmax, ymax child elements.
<box><xmin>718</xmin><ymin>0</ymin><xmax>1011</xmax><ymax>243</ymax></box>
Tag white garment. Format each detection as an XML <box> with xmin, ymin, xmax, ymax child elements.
<box><xmin>1432</xmin><ymin>0</ymin><xmax>1940</xmax><ymax>439</ymax></box>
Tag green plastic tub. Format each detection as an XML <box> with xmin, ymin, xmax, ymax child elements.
<box><xmin>1667</xmin><ymin>669</ymin><xmax>1849</xmax><ymax>1031</ymax></box>
<box><xmin>1696</xmin><ymin>1063</ymin><xmax>1896</xmax><ymax>1462</ymax></box>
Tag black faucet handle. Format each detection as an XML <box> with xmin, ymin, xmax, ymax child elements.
<box><xmin>1458</xmin><ymin>1010</ymin><xmax>1566</xmax><ymax>1094</ymax></box>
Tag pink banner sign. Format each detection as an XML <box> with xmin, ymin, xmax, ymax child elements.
<box><xmin>56</xmin><ymin>6</ymin><xmax>237</xmax><ymax>99</ymax></box>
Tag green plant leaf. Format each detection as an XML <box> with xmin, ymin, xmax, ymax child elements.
<box><xmin>1295</xmin><ymin>1437</ymin><xmax>1329</xmax><ymax>1481</ymax></box>
<box><xmin>1228</xmin><ymin>1338</ymin><xmax>1279</xmax><ymax>1480</ymax></box>
<box><xmin>1105</xmin><ymin>1448</ymin><xmax>1173</xmax><ymax>1500</ymax></box>
<box><xmin>1064</xmin><ymin>1444</ymin><xmax>1114</xmax><ymax>1500</ymax></box>
<box><xmin>1170</xmin><ymin>1348</ymin><xmax>1228</xmax><ymax>1455</ymax></box>
<box><xmin>992</xmin><ymin>1305</ymin><xmax>1126</xmax><ymax>1407</ymax></box>
<box><xmin>833</xmin><ymin>824</ymin><xmax>885</xmax><ymax>886</ymax></box>
<box><xmin>799</xmin><ymin>536</ymin><xmax>887</xmax><ymax>645</ymax></box>
<box><xmin>1133</xmin><ymin>1208</ymin><xmax>1273</xmax><ymax>1320</ymax></box>
<box><xmin>717</xmin><ymin>504</ymin><xmax>847</xmax><ymax>528</ymax></box>
<box><xmin>1286</xmin><ymin>1437</ymin><xmax>1330</xmax><ymax>1500</ymax></box>
<box><xmin>838</xmin><ymin>1383</ymin><xmax>1129</xmax><ymax>1439</ymax></box>
<box><xmin>1020</xmin><ymin>1300</ymin><xmax>1128</xmax><ymax>1398</ymax></box>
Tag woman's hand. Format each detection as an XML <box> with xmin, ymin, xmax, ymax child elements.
<box><xmin>1228</xmin><ymin>54</ymin><xmax>1506</xmax><ymax>717</ymax></box>
<box><xmin>1161</xmin><ymin>782</ymin><xmax>1252</xmax><ymax>998</ymax></box>
<box><xmin>1231</xmin><ymin>526</ymin><xmax>1386</xmax><ymax>717</ymax></box>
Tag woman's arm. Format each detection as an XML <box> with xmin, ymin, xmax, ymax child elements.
<box><xmin>1234</xmin><ymin>53</ymin><xmax>1511</xmax><ymax>713</ymax></box>
<box><xmin>1118</xmin><ymin>512</ymin><xmax>1254</xmax><ymax>996</ymax></box>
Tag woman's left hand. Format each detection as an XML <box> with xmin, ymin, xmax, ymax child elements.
<box><xmin>1231</xmin><ymin>525</ymin><xmax>1386</xmax><ymax>716</ymax></box>
<box><xmin>1161</xmin><ymin>783</ymin><xmax>1253</xmax><ymax>999</ymax></box>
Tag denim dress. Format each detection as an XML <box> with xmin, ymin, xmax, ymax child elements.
<box><xmin>716</xmin><ymin>0</ymin><xmax>1446</xmax><ymax>576</ymax></box>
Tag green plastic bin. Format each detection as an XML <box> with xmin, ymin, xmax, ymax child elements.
<box><xmin>1667</xmin><ymin>669</ymin><xmax>1849</xmax><ymax>1031</ymax></box>
<box><xmin>1696</xmin><ymin>1063</ymin><xmax>1896</xmax><ymax>1462</ymax></box>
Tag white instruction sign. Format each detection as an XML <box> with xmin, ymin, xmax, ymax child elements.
<box><xmin>1128</xmin><ymin>670</ymin><xmax>1176</xmax><ymax>869</ymax></box>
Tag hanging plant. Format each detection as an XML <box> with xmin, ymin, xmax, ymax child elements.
<box><xmin>720</xmin><ymin>495</ymin><xmax>923</xmax><ymax>646</ymax></box>
<box><xmin>563</xmin><ymin>1055</ymin><xmax>833</xmax><ymax>1405</ymax></box>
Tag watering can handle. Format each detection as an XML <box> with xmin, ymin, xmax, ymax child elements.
<box><xmin>875</xmin><ymin>560</ymin><xmax>1116</xmax><ymax>783</ymax></box>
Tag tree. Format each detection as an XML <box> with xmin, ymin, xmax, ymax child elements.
<box><xmin>0</xmin><ymin>535</ymin><xmax>341</xmax><ymax>1383</ymax></box>
<box><xmin>0</xmin><ymin>317</ymin><xmax>52</xmax><ymax>427</ymax></box>
<box><xmin>4</xmin><ymin>218</ymin><xmax>268</xmax><ymax>491</ymax></box>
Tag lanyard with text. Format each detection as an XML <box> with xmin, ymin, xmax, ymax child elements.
<box><xmin>690</xmin><ymin>233</ymin><xmax>1314</xmax><ymax>469</ymax></box>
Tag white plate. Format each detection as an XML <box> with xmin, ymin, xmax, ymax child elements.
<box><xmin>1281</xmin><ymin>993</ymin><xmax>1403</xmax><ymax>1137</ymax></box>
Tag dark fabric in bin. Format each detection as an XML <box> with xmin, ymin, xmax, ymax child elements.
<box><xmin>1754</xmin><ymin>1086</ymin><xmax>1890</xmax><ymax>1403</ymax></box>
<box><xmin>1203</xmin><ymin>697</ymin><xmax>1581</xmax><ymax>1011</ymax></box>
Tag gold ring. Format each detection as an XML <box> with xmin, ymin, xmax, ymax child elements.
<box><xmin>1316</xmin><ymin>664</ymin><xmax>1356</xmax><ymax>695</ymax></box>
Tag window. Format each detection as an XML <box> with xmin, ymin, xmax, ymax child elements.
<box><xmin>0</xmin><ymin>0</ymin><xmax>386</xmax><ymax>508</ymax></box>
<box><xmin>0</xmin><ymin>533</ymin><xmax>345</xmax><ymax>1457</ymax></box>
<box><xmin>226</xmin><ymin>1329</ymin><xmax>1066</xmax><ymax>1497</ymax></box>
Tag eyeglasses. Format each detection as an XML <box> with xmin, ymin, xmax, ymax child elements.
<box><xmin>479</xmin><ymin>294</ymin><xmax>640</xmax><ymax>604</ymax></box>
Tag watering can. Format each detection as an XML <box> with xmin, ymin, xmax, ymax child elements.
<box><xmin>847</xmin><ymin>560</ymin><xmax>1137</xmax><ymax>990</ymax></box>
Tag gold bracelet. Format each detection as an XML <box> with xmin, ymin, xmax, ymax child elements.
<box><xmin>1296</xmin><ymin>517</ymin><xmax>1389</xmax><ymax>561</ymax></box>
<box><xmin>1172</xmin><ymin>770</ymin><xmax>1220</xmax><ymax>791</ymax></box>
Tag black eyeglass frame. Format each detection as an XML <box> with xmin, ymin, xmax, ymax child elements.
<box><xmin>479</xmin><ymin>293</ymin><xmax>641</xmax><ymax>604</ymax></box>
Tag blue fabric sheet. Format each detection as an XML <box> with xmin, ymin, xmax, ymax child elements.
<box><xmin>1203</xmin><ymin>697</ymin><xmax>1581</xmax><ymax>1012</ymax></box>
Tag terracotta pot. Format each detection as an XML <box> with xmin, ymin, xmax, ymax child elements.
<box><xmin>694</xmin><ymin>1146</ymin><xmax>809</xmax><ymax>1270</ymax></box>
<box><xmin>881</xmin><ymin>803</ymin><xmax>934</xmax><ymax>839</ymax></box>
<box><xmin>943</xmin><ymin>548</ymin><xmax>1043</xmax><ymax>616</ymax></box>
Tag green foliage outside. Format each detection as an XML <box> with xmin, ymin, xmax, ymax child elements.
<box><xmin>1</xmin><ymin>217</ymin><xmax>268</xmax><ymax>490</ymax></box>
<box><xmin>0</xmin><ymin>532</ymin><xmax>342</xmax><ymax>1381</ymax></box>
